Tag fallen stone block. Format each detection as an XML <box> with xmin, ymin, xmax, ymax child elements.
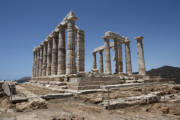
<box><xmin>40</xmin><ymin>93</ymin><xmax>73</xmax><ymax>100</ymax></box>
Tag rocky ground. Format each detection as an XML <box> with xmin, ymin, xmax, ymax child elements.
<box><xmin>0</xmin><ymin>82</ymin><xmax>180</xmax><ymax>120</ymax></box>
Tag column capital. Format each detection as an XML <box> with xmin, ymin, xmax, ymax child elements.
<box><xmin>124</xmin><ymin>37</ymin><xmax>131</xmax><ymax>44</ymax></box>
<box><xmin>135</xmin><ymin>36</ymin><xmax>144</xmax><ymax>41</ymax></box>
<box><xmin>66</xmin><ymin>11</ymin><xmax>78</xmax><ymax>22</ymax></box>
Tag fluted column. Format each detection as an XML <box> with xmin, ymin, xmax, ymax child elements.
<box><xmin>66</xmin><ymin>18</ymin><xmax>77</xmax><ymax>75</ymax></box>
<box><xmin>99</xmin><ymin>50</ymin><xmax>104</xmax><ymax>73</ymax></box>
<box><xmin>92</xmin><ymin>52</ymin><xmax>97</xmax><ymax>70</ymax></box>
<box><xmin>36</xmin><ymin>47</ymin><xmax>40</xmax><ymax>77</ymax></box>
<box><xmin>39</xmin><ymin>44</ymin><xmax>43</xmax><ymax>77</ymax></box>
<box><xmin>125</xmin><ymin>38</ymin><xmax>132</xmax><ymax>75</ymax></box>
<box><xmin>114</xmin><ymin>39</ymin><xmax>119</xmax><ymax>74</ymax></box>
<box><xmin>104</xmin><ymin>38</ymin><xmax>111</xmax><ymax>74</ymax></box>
<box><xmin>57</xmin><ymin>27</ymin><xmax>66</xmax><ymax>75</ymax></box>
<box><xmin>118</xmin><ymin>40</ymin><xmax>123</xmax><ymax>74</ymax></box>
<box><xmin>34</xmin><ymin>50</ymin><xmax>37</xmax><ymax>77</ymax></box>
<box><xmin>46</xmin><ymin>39</ymin><xmax>52</xmax><ymax>76</ymax></box>
<box><xmin>51</xmin><ymin>36</ymin><xmax>58</xmax><ymax>75</ymax></box>
<box><xmin>42</xmin><ymin>41</ymin><xmax>47</xmax><ymax>76</ymax></box>
<box><xmin>76</xmin><ymin>29</ymin><xmax>85</xmax><ymax>73</ymax></box>
<box><xmin>32</xmin><ymin>49</ymin><xmax>35</xmax><ymax>77</ymax></box>
<box><xmin>135</xmin><ymin>36</ymin><xmax>146</xmax><ymax>75</ymax></box>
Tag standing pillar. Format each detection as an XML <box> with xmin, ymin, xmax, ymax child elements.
<box><xmin>118</xmin><ymin>40</ymin><xmax>123</xmax><ymax>74</ymax></box>
<box><xmin>34</xmin><ymin>49</ymin><xmax>37</xmax><ymax>77</ymax></box>
<box><xmin>92</xmin><ymin>52</ymin><xmax>97</xmax><ymax>70</ymax></box>
<box><xmin>36</xmin><ymin>47</ymin><xmax>40</xmax><ymax>77</ymax></box>
<box><xmin>114</xmin><ymin>39</ymin><xmax>119</xmax><ymax>74</ymax></box>
<box><xmin>51</xmin><ymin>36</ymin><xmax>58</xmax><ymax>75</ymax></box>
<box><xmin>46</xmin><ymin>39</ymin><xmax>52</xmax><ymax>76</ymax></box>
<box><xmin>99</xmin><ymin>50</ymin><xmax>104</xmax><ymax>73</ymax></box>
<box><xmin>104</xmin><ymin>38</ymin><xmax>111</xmax><ymax>74</ymax></box>
<box><xmin>42</xmin><ymin>41</ymin><xmax>47</xmax><ymax>76</ymax></box>
<box><xmin>39</xmin><ymin>44</ymin><xmax>43</xmax><ymax>77</ymax></box>
<box><xmin>135</xmin><ymin>36</ymin><xmax>146</xmax><ymax>75</ymax></box>
<box><xmin>125</xmin><ymin>38</ymin><xmax>132</xmax><ymax>75</ymax></box>
<box><xmin>76</xmin><ymin>29</ymin><xmax>85</xmax><ymax>73</ymax></box>
<box><xmin>66</xmin><ymin>15</ymin><xmax>77</xmax><ymax>75</ymax></box>
<box><xmin>57</xmin><ymin>27</ymin><xmax>66</xmax><ymax>75</ymax></box>
<box><xmin>32</xmin><ymin>49</ymin><xmax>36</xmax><ymax>77</ymax></box>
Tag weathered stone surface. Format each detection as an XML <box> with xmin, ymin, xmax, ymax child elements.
<box><xmin>2</xmin><ymin>82</ymin><xmax>16</xmax><ymax>96</ymax></box>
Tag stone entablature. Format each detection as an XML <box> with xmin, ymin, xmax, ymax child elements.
<box><xmin>32</xmin><ymin>11</ymin><xmax>85</xmax><ymax>78</ymax></box>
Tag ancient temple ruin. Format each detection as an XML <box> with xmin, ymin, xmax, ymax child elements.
<box><xmin>32</xmin><ymin>11</ymin><xmax>85</xmax><ymax>80</ymax></box>
<box><xmin>31</xmin><ymin>11</ymin><xmax>148</xmax><ymax>90</ymax></box>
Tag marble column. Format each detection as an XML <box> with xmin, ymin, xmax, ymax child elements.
<box><xmin>46</xmin><ymin>39</ymin><xmax>52</xmax><ymax>76</ymax></box>
<box><xmin>66</xmin><ymin>19</ymin><xmax>77</xmax><ymax>74</ymax></box>
<box><xmin>125</xmin><ymin>38</ymin><xmax>132</xmax><ymax>75</ymax></box>
<box><xmin>51</xmin><ymin>36</ymin><xmax>58</xmax><ymax>75</ymax></box>
<box><xmin>114</xmin><ymin>39</ymin><xmax>119</xmax><ymax>74</ymax></box>
<box><xmin>42</xmin><ymin>41</ymin><xmax>47</xmax><ymax>76</ymax></box>
<box><xmin>39</xmin><ymin>44</ymin><xmax>43</xmax><ymax>77</ymax></box>
<box><xmin>57</xmin><ymin>27</ymin><xmax>66</xmax><ymax>75</ymax></box>
<box><xmin>135</xmin><ymin>36</ymin><xmax>146</xmax><ymax>75</ymax></box>
<box><xmin>104</xmin><ymin>38</ymin><xmax>111</xmax><ymax>74</ymax></box>
<box><xmin>36</xmin><ymin>47</ymin><xmax>40</xmax><ymax>77</ymax></box>
<box><xmin>76</xmin><ymin>29</ymin><xmax>85</xmax><ymax>73</ymax></box>
<box><xmin>32</xmin><ymin>49</ymin><xmax>35</xmax><ymax>77</ymax></box>
<box><xmin>118</xmin><ymin>40</ymin><xmax>123</xmax><ymax>74</ymax></box>
<box><xmin>99</xmin><ymin>50</ymin><xmax>104</xmax><ymax>73</ymax></box>
<box><xmin>92</xmin><ymin>52</ymin><xmax>97</xmax><ymax>70</ymax></box>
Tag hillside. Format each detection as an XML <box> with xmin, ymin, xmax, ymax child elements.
<box><xmin>147</xmin><ymin>66</ymin><xmax>180</xmax><ymax>83</ymax></box>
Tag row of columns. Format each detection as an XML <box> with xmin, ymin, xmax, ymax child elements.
<box><xmin>32</xmin><ymin>15</ymin><xmax>85</xmax><ymax>78</ymax></box>
<box><xmin>92</xmin><ymin>36</ymin><xmax>146</xmax><ymax>75</ymax></box>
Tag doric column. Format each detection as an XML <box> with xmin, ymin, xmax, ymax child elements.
<box><xmin>125</xmin><ymin>38</ymin><xmax>132</xmax><ymax>75</ymax></box>
<box><xmin>51</xmin><ymin>36</ymin><xmax>58</xmax><ymax>75</ymax></box>
<box><xmin>99</xmin><ymin>50</ymin><xmax>104</xmax><ymax>73</ymax></box>
<box><xmin>118</xmin><ymin>40</ymin><xmax>123</xmax><ymax>74</ymax></box>
<box><xmin>32</xmin><ymin>49</ymin><xmax>36</xmax><ymax>77</ymax></box>
<box><xmin>104</xmin><ymin>38</ymin><xmax>111</xmax><ymax>74</ymax></box>
<box><xmin>36</xmin><ymin>47</ymin><xmax>40</xmax><ymax>77</ymax></box>
<box><xmin>76</xmin><ymin>29</ymin><xmax>85</xmax><ymax>73</ymax></box>
<box><xmin>46</xmin><ymin>38</ymin><xmax>52</xmax><ymax>76</ymax></box>
<box><xmin>39</xmin><ymin>44</ymin><xmax>43</xmax><ymax>77</ymax></box>
<box><xmin>135</xmin><ymin>36</ymin><xmax>146</xmax><ymax>75</ymax></box>
<box><xmin>114</xmin><ymin>39</ymin><xmax>119</xmax><ymax>74</ymax></box>
<box><xmin>92</xmin><ymin>52</ymin><xmax>97</xmax><ymax>70</ymax></box>
<box><xmin>66</xmin><ymin>13</ymin><xmax>78</xmax><ymax>75</ymax></box>
<box><xmin>42</xmin><ymin>41</ymin><xmax>47</xmax><ymax>76</ymax></box>
<box><xmin>57</xmin><ymin>27</ymin><xmax>66</xmax><ymax>75</ymax></box>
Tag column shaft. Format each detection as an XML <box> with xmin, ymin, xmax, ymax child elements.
<box><xmin>42</xmin><ymin>42</ymin><xmax>47</xmax><ymax>76</ymax></box>
<box><xmin>57</xmin><ymin>28</ymin><xmax>66</xmax><ymax>75</ymax></box>
<box><xmin>51</xmin><ymin>37</ymin><xmax>58</xmax><ymax>75</ymax></box>
<box><xmin>104</xmin><ymin>38</ymin><xmax>111</xmax><ymax>74</ymax></box>
<box><xmin>76</xmin><ymin>29</ymin><xmax>85</xmax><ymax>73</ymax></box>
<box><xmin>136</xmin><ymin>37</ymin><xmax>146</xmax><ymax>75</ymax></box>
<box><xmin>125</xmin><ymin>41</ymin><xmax>132</xmax><ymax>75</ymax></box>
<box><xmin>36</xmin><ymin>48</ymin><xmax>40</xmax><ymax>77</ymax></box>
<box><xmin>118</xmin><ymin>41</ymin><xmax>123</xmax><ymax>74</ymax></box>
<box><xmin>66</xmin><ymin>19</ymin><xmax>76</xmax><ymax>74</ymax></box>
<box><xmin>114</xmin><ymin>39</ymin><xmax>119</xmax><ymax>74</ymax></box>
<box><xmin>39</xmin><ymin>46</ymin><xmax>43</xmax><ymax>77</ymax></box>
<box><xmin>46</xmin><ymin>40</ymin><xmax>52</xmax><ymax>76</ymax></box>
<box><xmin>32</xmin><ymin>51</ymin><xmax>35</xmax><ymax>77</ymax></box>
<box><xmin>92</xmin><ymin>52</ymin><xmax>97</xmax><ymax>70</ymax></box>
<box><xmin>99</xmin><ymin>50</ymin><xmax>104</xmax><ymax>73</ymax></box>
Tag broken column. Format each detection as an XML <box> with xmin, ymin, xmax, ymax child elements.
<box><xmin>57</xmin><ymin>27</ymin><xmax>66</xmax><ymax>75</ymax></box>
<box><xmin>76</xmin><ymin>29</ymin><xmax>85</xmax><ymax>73</ymax></box>
<box><xmin>99</xmin><ymin>50</ymin><xmax>104</xmax><ymax>73</ymax></box>
<box><xmin>104</xmin><ymin>37</ymin><xmax>111</xmax><ymax>74</ymax></box>
<box><xmin>135</xmin><ymin>36</ymin><xmax>146</xmax><ymax>75</ymax></box>
<box><xmin>66</xmin><ymin>11</ymin><xmax>78</xmax><ymax>75</ymax></box>
<box><xmin>125</xmin><ymin>38</ymin><xmax>132</xmax><ymax>75</ymax></box>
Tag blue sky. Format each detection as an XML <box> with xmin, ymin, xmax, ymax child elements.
<box><xmin>0</xmin><ymin>0</ymin><xmax>180</xmax><ymax>80</ymax></box>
